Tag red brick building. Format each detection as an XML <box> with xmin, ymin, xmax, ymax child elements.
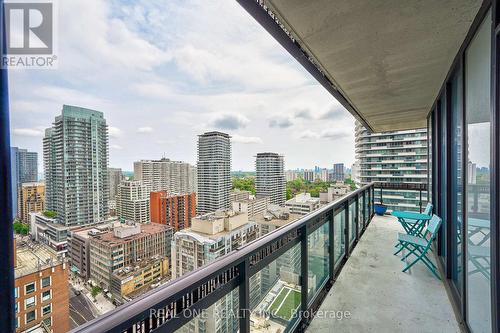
<box><xmin>150</xmin><ymin>192</ymin><xmax>196</xmax><ymax>231</ymax></box>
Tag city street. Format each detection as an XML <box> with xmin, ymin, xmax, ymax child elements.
<box><xmin>69</xmin><ymin>287</ymin><xmax>97</xmax><ymax>329</ymax></box>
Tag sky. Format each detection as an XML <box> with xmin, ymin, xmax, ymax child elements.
<box><xmin>8</xmin><ymin>0</ymin><xmax>356</xmax><ymax>172</ymax></box>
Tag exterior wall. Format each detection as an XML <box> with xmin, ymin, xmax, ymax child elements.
<box><xmin>18</xmin><ymin>182</ymin><xmax>45</xmax><ymax>222</ymax></box>
<box><xmin>231</xmin><ymin>196</ymin><xmax>270</xmax><ymax>218</ymax></box>
<box><xmin>150</xmin><ymin>191</ymin><xmax>196</xmax><ymax>231</ymax></box>
<box><xmin>134</xmin><ymin>159</ymin><xmax>197</xmax><ymax>194</ymax></box>
<box><xmin>11</xmin><ymin>147</ymin><xmax>38</xmax><ymax>219</ymax></box>
<box><xmin>116</xmin><ymin>181</ymin><xmax>150</xmax><ymax>224</ymax></box>
<box><xmin>197</xmin><ymin>132</ymin><xmax>231</xmax><ymax>214</ymax></box>
<box><xmin>30</xmin><ymin>213</ymin><xmax>69</xmax><ymax>255</ymax></box>
<box><xmin>332</xmin><ymin>163</ymin><xmax>345</xmax><ymax>181</ymax></box>
<box><xmin>108</xmin><ymin>167</ymin><xmax>123</xmax><ymax>201</ymax></box>
<box><xmin>68</xmin><ymin>232</ymin><xmax>91</xmax><ymax>279</ymax></box>
<box><xmin>355</xmin><ymin>121</ymin><xmax>428</xmax><ymax>211</ymax></box>
<box><xmin>15</xmin><ymin>264</ymin><xmax>69</xmax><ymax>333</ymax></box>
<box><xmin>43</xmin><ymin>105</ymin><xmax>109</xmax><ymax>226</ymax></box>
<box><xmin>255</xmin><ymin>152</ymin><xmax>286</xmax><ymax>206</ymax></box>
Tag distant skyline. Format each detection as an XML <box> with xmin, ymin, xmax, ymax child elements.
<box><xmin>8</xmin><ymin>0</ymin><xmax>356</xmax><ymax>172</ymax></box>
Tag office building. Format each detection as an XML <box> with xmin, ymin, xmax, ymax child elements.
<box><xmin>255</xmin><ymin>152</ymin><xmax>286</xmax><ymax>206</ymax></box>
<box><xmin>332</xmin><ymin>163</ymin><xmax>345</xmax><ymax>181</ymax></box>
<box><xmin>232</xmin><ymin>196</ymin><xmax>270</xmax><ymax>218</ymax></box>
<box><xmin>355</xmin><ymin>121</ymin><xmax>428</xmax><ymax>211</ymax></box>
<box><xmin>285</xmin><ymin>193</ymin><xmax>320</xmax><ymax>215</ymax></box>
<box><xmin>134</xmin><ymin>158</ymin><xmax>197</xmax><ymax>194</ymax></box>
<box><xmin>89</xmin><ymin>222</ymin><xmax>172</xmax><ymax>289</ymax></box>
<box><xmin>14</xmin><ymin>239</ymin><xmax>69</xmax><ymax>333</ymax></box>
<box><xmin>196</xmin><ymin>132</ymin><xmax>231</xmax><ymax>214</ymax></box>
<box><xmin>10</xmin><ymin>147</ymin><xmax>38</xmax><ymax>219</ymax></box>
<box><xmin>172</xmin><ymin>210</ymin><xmax>259</xmax><ymax>333</ymax></box>
<box><xmin>229</xmin><ymin>189</ymin><xmax>251</xmax><ymax>202</ymax></box>
<box><xmin>43</xmin><ymin>105</ymin><xmax>109</xmax><ymax>226</ymax></box>
<box><xmin>150</xmin><ymin>191</ymin><xmax>196</xmax><ymax>231</ymax></box>
<box><xmin>108</xmin><ymin>167</ymin><xmax>123</xmax><ymax>201</ymax></box>
<box><xmin>17</xmin><ymin>182</ymin><xmax>45</xmax><ymax>222</ymax></box>
<box><xmin>303</xmin><ymin>169</ymin><xmax>314</xmax><ymax>182</ymax></box>
<box><xmin>29</xmin><ymin>212</ymin><xmax>69</xmax><ymax>255</ymax></box>
<box><xmin>116</xmin><ymin>181</ymin><xmax>150</xmax><ymax>224</ymax></box>
<box><xmin>110</xmin><ymin>256</ymin><xmax>169</xmax><ymax>300</ymax></box>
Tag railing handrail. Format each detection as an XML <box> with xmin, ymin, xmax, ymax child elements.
<box><xmin>71</xmin><ymin>183</ymin><xmax>375</xmax><ymax>333</ymax></box>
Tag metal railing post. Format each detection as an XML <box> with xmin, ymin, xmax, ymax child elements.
<box><xmin>238</xmin><ymin>259</ymin><xmax>250</xmax><ymax>333</ymax></box>
<box><xmin>345</xmin><ymin>201</ymin><xmax>350</xmax><ymax>257</ymax></box>
<box><xmin>419</xmin><ymin>189</ymin><xmax>423</xmax><ymax>213</ymax></box>
<box><xmin>328</xmin><ymin>211</ymin><xmax>335</xmax><ymax>281</ymax></box>
<box><xmin>300</xmin><ymin>225</ymin><xmax>308</xmax><ymax>314</ymax></box>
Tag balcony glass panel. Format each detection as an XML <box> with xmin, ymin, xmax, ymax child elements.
<box><xmin>349</xmin><ymin>201</ymin><xmax>356</xmax><ymax>245</ymax></box>
<box><xmin>465</xmin><ymin>9</ymin><xmax>491</xmax><ymax>333</ymax></box>
<box><xmin>307</xmin><ymin>222</ymin><xmax>329</xmax><ymax>303</ymax></box>
<box><xmin>334</xmin><ymin>211</ymin><xmax>346</xmax><ymax>268</ymax></box>
<box><xmin>249</xmin><ymin>243</ymin><xmax>301</xmax><ymax>332</ymax></box>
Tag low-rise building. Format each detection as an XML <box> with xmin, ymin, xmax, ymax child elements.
<box><xmin>29</xmin><ymin>212</ymin><xmax>69</xmax><ymax>256</ymax></box>
<box><xmin>14</xmin><ymin>238</ymin><xmax>69</xmax><ymax>333</ymax></box>
<box><xmin>229</xmin><ymin>189</ymin><xmax>251</xmax><ymax>202</ymax></box>
<box><xmin>89</xmin><ymin>222</ymin><xmax>172</xmax><ymax>290</ymax></box>
<box><xmin>18</xmin><ymin>182</ymin><xmax>45</xmax><ymax>222</ymax></box>
<box><xmin>150</xmin><ymin>192</ymin><xmax>196</xmax><ymax>231</ymax></box>
<box><xmin>319</xmin><ymin>182</ymin><xmax>352</xmax><ymax>203</ymax></box>
<box><xmin>110</xmin><ymin>256</ymin><xmax>169</xmax><ymax>300</ymax></box>
<box><xmin>231</xmin><ymin>196</ymin><xmax>270</xmax><ymax>218</ymax></box>
<box><xmin>285</xmin><ymin>193</ymin><xmax>321</xmax><ymax>215</ymax></box>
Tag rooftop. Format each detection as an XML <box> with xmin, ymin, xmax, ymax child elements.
<box><xmin>90</xmin><ymin>223</ymin><xmax>170</xmax><ymax>246</ymax></box>
<box><xmin>15</xmin><ymin>239</ymin><xmax>64</xmax><ymax>278</ymax></box>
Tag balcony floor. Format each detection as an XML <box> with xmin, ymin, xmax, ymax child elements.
<box><xmin>307</xmin><ymin>215</ymin><xmax>461</xmax><ymax>333</ymax></box>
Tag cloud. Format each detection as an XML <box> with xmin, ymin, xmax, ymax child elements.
<box><xmin>108</xmin><ymin>126</ymin><xmax>122</xmax><ymax>138</ymax></box>
<box><xmin>13</xmin><ymin>128</ymin><xmax>45</xmax><ymax>137</ymax></box>
<box><xmin>319</xmin><ymin>106</ymin><xmax>346</xmax><ymax>120</ymax></box>
<box><xmin>299</xmin><ymin>129</ymin><xmax>350</xmax><ymax>140</ymax></box>
<box><xmin>111</xmin><ymin>144</ymin><xmax>123</xmax><ymax>150</ymax></box>
<box><xmin>294</xmin><ymin>108</ymin><xmax>313</xmax><ymax>119</ymax></box>
<box><xmin>269</xmin><ymin>116</ymin><xmax>293</xmax><ymax>128</ymax></box>
<box><xmin>137</xmin><ymin>126</ymin><xmax>154</xmax><ymax>133</ymax></box>
<box><xmin>231</xmin><ymin>134</ymin><xmax>262</xmax><ymax>144</ymax></box>
<box><xmin>212</xmin><ymin>114</ymin><xmax>249</xmax><ymax>130</ymax></box>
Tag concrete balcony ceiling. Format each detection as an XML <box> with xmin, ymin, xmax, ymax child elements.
<box><xmin>264</xmin><ymin>0</ymin><xmax>482</xmax><ymax>132</ymax></box>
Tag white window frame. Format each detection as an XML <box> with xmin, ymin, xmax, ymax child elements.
<box><xmin>42</xmin><ymin>316</ymin><xmax>52</xmax><ymax>327</ymax></box>
<box><xmin>41</xmin><ymin>290</ymin><xmax>52</xmax><ymax>302</ymax></box>
<box><xmin>24</xmin><ymin>296</ymin><xmax>36</xmax><ymax>310</ymax></box>
<box><xmin>40</xmin><ymin>276</ymin><xmax>51</xmax><ymax>289</ymax></box>
<box><xmin>42</xmin><ymin>304</ymin><xmax>52</xmax><ymax>316</ymax></box>
<box><xmin>24</xmin><ymin>282</ymin><xmax>36</xmax><ymax>295</ymax></box>
<box><xmin>25</xmin><ymin>310</ymin><xmax>36</xmax><ymax>324</ymax></box>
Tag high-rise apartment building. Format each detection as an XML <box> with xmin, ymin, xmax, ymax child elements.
<box><xmin>43</xmin><ymin>105</ymin><xmax>109</xmax><ymax>226</ymax></box>
<box><xmin>10</xmin><ymin>147</ymin><xmax>38</xmax><ymax>219</ymax></box>
<box><xmin>89</xmin><ymin>222</ymin><xmax>172</xmax><ymax>289</ymax></box>
<box><xmin>150</xmin><ymin>191</ymin><xmax>196</xmax><ymax>231</ymax></box>
<box><xmin>332</xmin><ymin>163</ymin><xmax>345</xmax><ymax>181</ymax></box>
<box><xmin>255</xmin><ymin>152</ymin><xmax>286</xmax><ymax>206</ymax></box>
<box><xmin>108</xmin><ymin>168</ymin><xmax>123</xmax><ymax>201</ymax></box>
<box><xmin>303</xmin><ymin>169</ymin><xmax>314</xmax><ymax>182</ymax></box>
<box><xmin>116</xmin><ymin>181</ymin><xmax>150</xmax><ymax>224</ymax></box>
<box><xmin>18</xmin><ymin>182</ymin><xmax>45</xmax><ymax>222</ymax></box>
<box><xmin>196</xmin><ymin>132</ymin><xmax>231</xmax><ymax>214</ymax></box>
<box><xmin>14</xmin><ymin>239</ymin><xmax>69</xmax><ymax>333</ymax></box>
<box><xmin>134</xmin><ymin>158</ymin><xmax>197</xmax><ymax>194</ymax></box>
<box><xmin>172</xmin><ymin>210</ymin><xmax>259</xmax><ymax>333</ymax></box>
<box><xmin>355</xmin><ymin>121</ymin><xmax>428</xmax><ymax>211</ymax></box>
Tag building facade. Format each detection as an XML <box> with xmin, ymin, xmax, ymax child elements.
<box><xmin>332</xmin><ymin>163</ymin><xmax>345</xmax><ymax>181</ymax></box>
<box><xmin>231</xmin><ymin>196</ymin><xmax>270</xmax><ymax>218</ymax></box>
<box><xmin>43</xmin><ymin>105</ymin><xmax>109</xmax><ymax>226</ymax></box>
<box><xmin>355</xmin><ymin>121</ymin><xmax>428</xmax><ymax>211</ymax></box>
<box><xmin>108</xmin><ymin>167</ymin><xmax>123</xmax><ymax>200</ymax></box>
<box><xmin>172</xmin><ymin>210</ymin><xmax>259</xmax><ymax>333</ymax></box>
<box><xmin>134</xmin><ymin>158</ymin><xmax>197</xmax><ymax>194</ymax></box>
<box><xmin>150</xmin><ymin>191</ymin><xmax>196</xmax><ymax>231</ymax></box>
<box><xmin>10</xmin><ymin>147</ymin><xmax>38</xmax><ymax>219</ymax></box>
<box><xmin>29</xmin><ymin>212</ymin><xmax>69</xmax><ymax>255</ymax></box>
<box><xmin>285</xmin><ymin>193</ymin><xmax>321</xmax><ymax>215</ymax></box>
<box><xmin>18</xmin><ymin>182</ymin><xmax>45</xmax><ymax>222</ymax></box>
<box><xmin>116</xmin><ymin>181</ymin><xmax>150</xmax><ymax>224</ymax></box>
<box><xmin>196</xmin><ymin>132</ymin><xmax>231</xmax><ymax>214</ymax></box>
<box><xmin>14</xmin><ymin>240</ymin><xmax>69</xmax><ymax>333</ymax></box>
<box><xmin>89</xmin><ymin>222</ymin><xmax>172</xmax><ymax>289</ymax></box>
<box><xmin>255</xmin><ymin>152</ymin><xmax>286</xmax><ymax>206</ymax></box>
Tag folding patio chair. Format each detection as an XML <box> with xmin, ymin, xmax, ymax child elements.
<box><xmin>394</xmin><ymin>214</ymin><xmax>442</xmax><ymax>279</ymax></box>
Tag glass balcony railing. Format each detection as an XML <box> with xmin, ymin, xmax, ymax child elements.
<box><xmin>70</xmin><ymin>184</ymin><xmax>376</xmax><ymax>333</ymax></box>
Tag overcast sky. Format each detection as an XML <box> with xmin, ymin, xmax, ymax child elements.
<box><xmin>8</xmin><ymin>0</ymin><xmax>356</xmax><ymax>172</ymax></box>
